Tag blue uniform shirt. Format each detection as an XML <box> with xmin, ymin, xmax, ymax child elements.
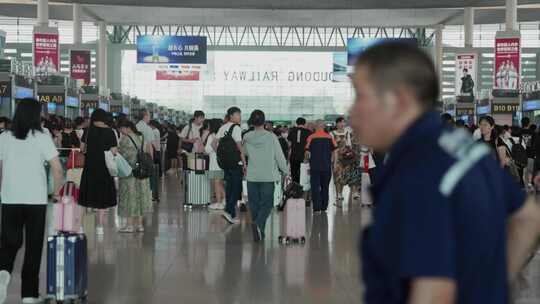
<box><xmin>361</xmin><ymin>112</ymin><xmax>526</xmax><ymax>304</ymax></box>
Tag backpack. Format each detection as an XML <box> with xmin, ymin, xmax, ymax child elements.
<box><xmin>510</xmin><ymin>138</ymin><xmax>528</xmax><ymax>168</ymax></box>
<box><xmin>217</xmin><ymin>124</ymin><xmax>241</xmax><ymax>170</ymax></box>
<box><xmin>127</xmin><ymin>135</ymin><xmax>154</xmax><ymax>179</ymax></box>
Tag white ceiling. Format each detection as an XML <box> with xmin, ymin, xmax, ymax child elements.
<box><xmin>0</xmin><ymin>1</ymin><xmax>538</xmax><ymax>26</ymax></box>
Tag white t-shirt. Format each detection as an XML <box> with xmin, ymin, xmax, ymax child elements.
<box><xmin>204</xmin><ymin>133</ymin><xmax>221</xmax><ymax>171</ymax></box>
<box><xmin>180</xmin><ymin>123</ymin><xmax>202</xmax><ymax>140</ymax></box>
<box><xmin>0</xmin><ymin>130</ymin><xmax>59</xmax><ymax>205</ymax></box>
<box><xmin>152</xmin><ymin>128</ymin><xmax>161</xmax><ymax>151</ymax></box>
<box><xmin>216</xmin><ymin>122</ymin><xmax>242</xmax><ymax>142</ymax></box>
<box><xmin>136</xmin><ymin>121</ymin><xmax>155</xmax><ymax>147</ymax></box>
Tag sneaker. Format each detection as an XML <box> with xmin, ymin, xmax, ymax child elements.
<box><xmin>240</xmin><ymin>203</ymin><xmax>248</xmax><ymax>213</ymax></box>
<box><xmin>251</xmin><ymin>224</ymin><xmax>261</xmax><ymax>242</ymax></box>
<box><xmin>209</xmin><ymin>202</ymin><xmax>225</xmax><ymax>211</ymax></box>
<box><xmin>96</xmin><ymin>226</ymin><xmax>104</xmax><ymax>236</ymax></box>
<box><xmin>0</xmin><ymin>270</ymin><xmax>10</xmax><ymax>304</ymax></box>
<box><xmin>222</xmin><ymin>212</ymin><xmax>240</xmax><ymax>225</ymax></box>
<box><xmin>21</xmin><ymin>297</ymin><xmax>44</xmax><ymax>304</ymax></box>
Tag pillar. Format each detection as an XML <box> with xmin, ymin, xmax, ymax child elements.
<box><xmin>434</xmin><ymin>24</ymin><xmax>444</xmax><ymax>95</ymax></box>
<box><xmin>506</xmin><ymin>0</ymin><xmax>517</xmax><ymax>32</ymax></box>
<box><xmin>98</xmin><ymin>21</ymin><xmax>108</xmax><ymax>93</ymax></box>
<box><xmin>37</xmin><ymin>0</ymin><xmax>49</xmax><ymax>27</ymax></box>
<box><xmin>73</xmin><ymin>3</ymin><xmax>82</xmax><ymax>46</ymax></box>
<box><xmin>464</xmin><ymin>7</ymin><xmax>474</xmax><ymax>48</ymax></box>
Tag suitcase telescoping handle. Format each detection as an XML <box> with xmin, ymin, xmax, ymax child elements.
<box><xmin>58</xmin><ymin>148</ymin><xmax>82</xmax><ymax>169</ymax></box>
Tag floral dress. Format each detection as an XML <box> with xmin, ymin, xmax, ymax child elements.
<box><xmin>118</xmin><ymin>134</ymin><xmax>152</xmax><ymax>217</ymax></box>
<box><xmin>346</xmin><ymin>135</ymin><xmax>363</xmax><ymax>187</ymax></box>
<box><xmin>332</xmin><ymin>130</ymin><xmax>352</xmax><ymax>188</ymax></box>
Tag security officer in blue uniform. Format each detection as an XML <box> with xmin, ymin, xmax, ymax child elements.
<box><xmin>349</xmin><ymin>42</ymin><xmax>540</xmax><ymax>304</ymax></box>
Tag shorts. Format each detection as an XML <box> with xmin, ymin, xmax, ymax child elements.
<box><xmin>208</xmin><ymin>170</ymin><xmax>224</xmax><ymax>180</ymax></box>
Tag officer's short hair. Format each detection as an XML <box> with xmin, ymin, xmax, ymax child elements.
<box><xmin>355</xmin><ymin>42</ymin><xmax>439</xmax><ymax>110</ymax></box>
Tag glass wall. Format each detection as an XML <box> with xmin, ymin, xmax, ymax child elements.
<box><xmin>121</xmin><ymin>50</ymin><xmax>353</xmax><ymax>120</ymax></box>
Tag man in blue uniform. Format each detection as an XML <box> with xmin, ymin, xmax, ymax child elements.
<box><xmin>349</xmin><ymin>42</ymin><xmax>540</xmax><ymax>304</ymax></box>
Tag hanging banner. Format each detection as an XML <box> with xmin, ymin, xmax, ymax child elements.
<box><xmin>455</xmin><ymin>53</ymin><xmax>477</xmax><ymax>103</ymax></box>
<box><xmin>70</xmin><ymin>50</ymin><xmax>91</xmax><ymax>85</ymax></box>
<box><xmin>137</xmin><ymin>36</ymin><xmax>207</xmax><ymax>64</ymax></box>
<box><xmin>156</xmin><ymin>65</ymin><xmax>201</xmax><ymax>81</ymax></box>
<box><xmin>33</xmin><ymin>32</ymin><xmax>59</xmax><ymax>75</ymax></box>
<box><xmin>493</xmin><ymin>36</ymin><xmax>520</xmax><ymax>97</ymax></box>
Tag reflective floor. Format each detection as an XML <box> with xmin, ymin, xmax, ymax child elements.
<box><xmin>5</xmin><ymin>175</ymin><xmax>540</xmax><ymax>303</ymax></box>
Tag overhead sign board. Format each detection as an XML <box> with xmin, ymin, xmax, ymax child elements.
<box><xmin>137</xmin><ymin>36</ymin><xmax>207</xmax><ymax>64</ymax></box>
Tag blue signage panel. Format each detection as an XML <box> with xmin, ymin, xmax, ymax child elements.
<box><xmin>476</xmin><ymin>105</ymin><xmax>491</xmax><ymax>115</ymax></box>
<box><xmin>66</xmin><ymin>96</ymin><xmax>79</xmax><ymax>107</ymax></box>
<box><xmin>15</xmin><ymin>86</ymin><xmax>33</xmax><ymax>99</ymax></box>
<box><xmin>99</xmin><ymin>101</ymin><xmax>109</xmax><ymax>111</ymax></box>
<box><xmin>523</xmin><ymin>100</ymin><xmax>540</xmax><ymax>111</ymax></box>
<box><xmin>137</xmin><ymin>36</ymin><xmax>207</xmax><ymax>64</ymax></box>
<box><xmin>347</xmin><ymin>38</ymin><xmax>418</xmax><ymax>66</ymax></box>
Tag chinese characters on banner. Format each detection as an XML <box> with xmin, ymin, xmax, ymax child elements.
<box><xmin>493</xmin><ymin>37</ymin><xmax>520</xmax><ymax>96</ymax></box>
<box><xmin>70</xmin><ymin>50</ymin><xmax>91</xmax><ymax>85</ymax></box>
<box><xmin>33</xmin><ymin>33</ymin><xmax>59</xmax><ymax>75</ymax></box>
<box><xmin>455</xmin><ymin>53</ymin><xmax>477</xmax><ymax>103</ymax></box>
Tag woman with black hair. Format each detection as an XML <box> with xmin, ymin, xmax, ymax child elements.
<box><xmin>117</xmin><ymin>120</ymin><xmax>152</xmax><ymax>233</ymax></box>
<box><xmin>478</xmin><ymin>116</ymin><xmax>507</xmax><ymax>167</ymax></box>
<box><xmin>79</xmin><ymin>108</ymin><xmax>118</xmax><ymax>236</ymax></box>
<box><xmin>243</xmin><ymin>110</ymin><xmax>289</xmax><ymax>241</ymax></box>
<box><xmin>0</xmin><ymin>98</ymin><xmax>64</xmax><ymax>304</ymax></box>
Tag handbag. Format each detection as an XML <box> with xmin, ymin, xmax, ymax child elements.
<box><xmin>127</xmin><ymin>135</ymin><xmax>154</xmax><ymax>179</ymax></box>
<box><xmin>180</xmin><ymin>123</ymin><xmax>194</xmax><ymax>152</ymax></box>
<box><xmin>115</xmin><ymin>153</ymin><xmax>133</xmax><ymax>178</ymax></box>
<box><xmin>66</xmin><ymin>149</ymin><xmax>85</xmax><ymax>169</ymax></box>
<box><xmin>104</xmin><ymin>150</ymin><xmax>118</xmax><ymax>177</ymax></box>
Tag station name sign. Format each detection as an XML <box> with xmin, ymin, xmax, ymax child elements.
<box><xmin>38</xmin><ymin>93</ymin><xmax>65</xmax><ymax>105</ymax></box>
<box><xmin>223</xmin><ymin>70</ymin><xmax>334</xmax><ymax>82</ymax></box>
<box><xmin>492</xmin><ymin>103</ymin><xmax>520</xmax><ymax>114</ymax></box>
<box><xmin>456</xmin><ymin>107</ymin><xmax>474</xmax><ymax>116</ymax></box>
<box><xmin>0</xmin><ymin>81</ymin><xmax>11</xmax><ymax>98</ymax></box>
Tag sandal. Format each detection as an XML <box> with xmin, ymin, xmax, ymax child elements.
<box><xmin>118</xmin><ymin>226</ymin><xmax>134</xmax><ymax>233</ymax></box>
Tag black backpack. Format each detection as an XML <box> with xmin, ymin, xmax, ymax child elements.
<box><xmin>217</xmin><ymin>124</ymin><xmax>241</xmax><ymax>170</ymax></box>
<box><xmin>510</xmin><ymin>138</ymin><xmax>528</xmax><ymax>168</ymax></box>
<box><xmin>127</xmin><ymin>135</ymin><xmax>154</xmax><ymax>179</ymax></box>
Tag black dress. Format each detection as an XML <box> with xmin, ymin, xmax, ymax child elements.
<box><xmin>79</xmin><ymin>126</ymin><xmax>118</xmax><ymax>209</ymax></box>
<box><xmin>166</xmin><ymin>131</ymin><xmax>180</xmax><ymax>160</ymax></box>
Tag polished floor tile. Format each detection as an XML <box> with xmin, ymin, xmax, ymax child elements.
<box><xmin>4</xmin><ymin>175</ymin><xmax>540</xmax><ymax>303</ymax></box>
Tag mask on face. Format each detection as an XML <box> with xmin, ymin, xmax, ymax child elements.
<box><xmin>504</xmin><ymin>132</ymin><xmax>511</xmax><ymax>139</ymax></box>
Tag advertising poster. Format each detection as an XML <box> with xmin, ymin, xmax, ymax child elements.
<box><xmin>493</xmin><ymin>37</ymin><xmax>520</xmax><ymax>97</ymax></box>
<box><xmin>347</xmin><ymin>38</ymin><xmax>418</xmax><ymax>66</ymax></box>
<box><xmin>33</xmin><ymin>32</ymin><xmax>59</xmax><ymax>75</ymax></box>
<box><xmin>455</xmin><ymin>53</ymin><xmax>477</xmax><ymax>103</ymax></box>
<box><xmin>137</xmin><ymin>36</ymin><xmax>207</xmax><ymax>64</ymax></box>
<box><xmin>70</xmin><ymin>50</ymin><xmax>91</xmax><ymax>85</ymax></box>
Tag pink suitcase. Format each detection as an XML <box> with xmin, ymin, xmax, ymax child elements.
<box><xmin>54</xmin><ymin>182</ymin><xmax>83</xmax><ymax>233</ymax></box>
<box><xmin>279</xmin><ymin>198</ymin><xmax>306</xmax><ymax>244</ymax></box>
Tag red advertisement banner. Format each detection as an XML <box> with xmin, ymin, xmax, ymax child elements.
<box><xmin>156</xmin><ymin>69</ymin><xmax>200</xmax><ymax>81</ymax></box>
<box><xmin>494</xmin><ymin>37</ymin><xmax>520</xmax><ymax>91</ymax></box>
<box><xmin>70</xmin><ymin>50</ymin><xmax>91</xmax><ymax>85</ymax></box>
<box><xmin>33</xmin><ymin>32</ymin><xmax>59</xmax><ymax>75</ymax></box>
